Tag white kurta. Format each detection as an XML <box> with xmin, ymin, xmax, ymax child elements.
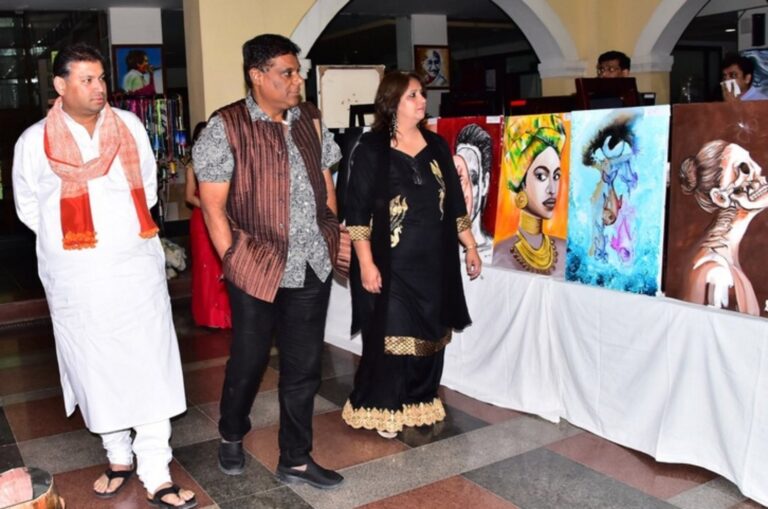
<box><xmin>12</xmin><ymin>108</ymin><xmax>186</xmax><ymax>434</ymax></box>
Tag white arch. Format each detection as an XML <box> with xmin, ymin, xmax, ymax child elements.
<box><xmin>633</xmin><ymin>0</ymin><xmax>709</xmax><ymax>72</ymax></box>
<box><xmin>500</xmin><ymin>0</ymin><xmax>586</xmax><ymax>78</ymax></box>
<box><xmin>291</xmin><ymin>0</ymin><xmax>348</xmax><ymax>57</ymax></box>
<box><xmin>290</xmin><ymin>0</ymin><xmax>586</xmax><ymax>78</ymax></box>
<box><xmin>490</xmin><ymin>0</ymin><xmax>586</xmax><ymax>77</ymax></box>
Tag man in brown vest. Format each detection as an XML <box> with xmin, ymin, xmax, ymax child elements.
<box><xmin>192</xmin><ymin>34</ymin><xmax>345</xmax><ymax>489</ymax></box>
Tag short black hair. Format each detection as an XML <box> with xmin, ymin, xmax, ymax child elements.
<box><xmin>242</xmin><ymin>34</ymin><xmax>301</xmax><ymax>88</ymax></box>
<box><xmin>598</xmin><ymin>50</ymin><xmax>631</xmax><ymax>70</ymax></box>
<box><xmin>125</xmin><ymin>49</ymin><xmax>148</xmax><ymax>71</ymax></box>
<box><xmin>53</xmin><ymin>42</ymin><xmax>105</xmax><ymax>78</ymax></box>
<box><xmin>721</xmin><ymin>53</ymin><xmax>755</xmax><ymax>77</ymax></box>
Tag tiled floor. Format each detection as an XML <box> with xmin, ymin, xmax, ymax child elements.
<box><xmin>0</xmin><ymin>300</ymin><xmax>764</xmax><ymax>509</ymax></box>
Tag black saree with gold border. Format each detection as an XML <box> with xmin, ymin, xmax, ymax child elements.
<box><xmin>342</xmin><ymin>128</ymin><xmax>471</xmax><ymax>433</ymax></box>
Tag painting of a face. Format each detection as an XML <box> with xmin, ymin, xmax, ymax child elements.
<box><xmin>468</xmin><ymin>156</ymin><xmax>484</xmax><ymax>218</ymax></box>
<box><xmin>717</xmin><ymin>144</ymin><xmax>768</xmax><ymax>211</ymax></box>
<box><xmin>565</xmin><ymin>105</ymin><xmax>669</xmax><ymax>295</ymax></box>
<box><xmin>491</xmin><ymin>113</ymin><xmax>570</xmax><ymax>276</ymax></box>
<box><xmin>137</xmin><ymin>54</ymin><xmax>149</xmax><ymax>72</ymax></box>
<box><xmin>424</xmin><ymin>51</ymin><xmax>441</xmax><ymax>79</ymax></box>
<box><xmin>453</xmin><ymin>155</ymin><xmax>473</xmax><ymax>217</ymax></box>
<box><xmin>415</xmin><ymin>46</ymin><xmax>450</xmax><ymax>88</ymax></box>
<box><xmin>523</xmin><ymin>146</ymin><xmax>561</xmax><ymax>220</ymax></box>
<box><xmin>667</xmin><ymin>101</ymin><xmax>768</xmax><ymax>317</ymax></box>
<box><xmin>455</xmin><ymin>142</ymin><xmax>485</xmax><ymax>220</ymax></box>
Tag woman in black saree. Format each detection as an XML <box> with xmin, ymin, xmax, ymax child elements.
<box><xmin>342</xmin><ymin>71</ymin><xmax>482</xmax><ymax>438</ymax></box>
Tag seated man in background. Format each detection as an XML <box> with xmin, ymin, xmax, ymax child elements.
<box><xmin>721</xmin><ymin>53</ymin><xmax>768</xmax><ymax>102</ymax></box>
<box><xmin>596</xmin><ymin>51</ymin><xmax>631</xmax><ymax>78</ymax></box>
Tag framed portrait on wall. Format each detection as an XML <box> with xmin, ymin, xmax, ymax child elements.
<box><xmin>111</xmin><ymin>44</ymin><xmax>165</xmax><ymax>96</ymax></box>
<box><xmin>414</xmin><ymin>45</ymin><xmax>450</xmax><ymax>89</ymax></box>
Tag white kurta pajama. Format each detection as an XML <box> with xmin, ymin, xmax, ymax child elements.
<box><xmin>12</xmin><ymin>107</ymin><xmax>186</xmax><ymax>434</ymax></box>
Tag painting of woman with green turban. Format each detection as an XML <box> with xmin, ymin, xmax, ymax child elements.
<box><xmin>493</xmin><ymin>114</ymin><xmax>570</xmax><ymax>276</ymax></box>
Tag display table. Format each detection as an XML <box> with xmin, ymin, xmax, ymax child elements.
<box><xmin>323</xmin><ymin>266</ymin><xmax>768</xmax><ymax>506</ymax></box>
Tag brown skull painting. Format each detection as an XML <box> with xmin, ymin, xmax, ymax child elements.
<box><xmin>667</xmin><ymin>101</ymin><xmax>768</xmax><ymax>317</ymax></box>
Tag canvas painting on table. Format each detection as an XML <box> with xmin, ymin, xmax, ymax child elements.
<box><xmin>666</xmin><ymin>101</ymin><xmax>768</xmax><ymax>317</ymax></box>
<box><xmin>437</xmin><ymin>116</ymin><xmax>503</xmax><ymax>263</ymax></box>
<box><xmin>565</xmin><ymin>105</ymin><xmax>669</xmax><ymax>295</ymax></box>
<box><xmin>492</xmin><ymin>113</ymin><xmax>570</xmax><ymax>277</ymax></box>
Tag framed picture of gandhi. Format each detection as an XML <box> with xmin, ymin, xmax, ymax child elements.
<box><xmin>414</xmin><ymin>45</ymin><xmax>450</xmax><ymax>89</ymax></box>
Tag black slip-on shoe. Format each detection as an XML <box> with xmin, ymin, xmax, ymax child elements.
<box><xmin>276</xmin><ymin>458</ymin><xmax>344</xmax><ymax>490</ymax></box>
<box><xmin>218</xmin><ymin>441</ymin><xmax>245</xmax><ymax>476</ymax></box>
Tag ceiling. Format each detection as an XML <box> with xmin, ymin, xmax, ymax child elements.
<box><xmin>678</xmin><ymin>10</ymin><xmax>739</xmax><ymax>43</ymax></box>
<box><xmin>308</xmin><ymin>0</ymin><xmax>519</xmax><ymax>66</ymax></box>
<box><xmin>0</xmin><ymin>0</ymin><xmax>745</xmax><ymax>50</ymax></box>
<box><xmin>338</xmin><ymin>0</ymin><xmax>507</xmax><ymax>20</ymax></box>
<box><xmin>0</xmin><ymin>0</ymin><xmax>508</xmax><ymax>16</ymax></box>
<box><xmin>0</xmin><ymin>0</ymin><xmax>182</xmax><ymax>9</ymax></box>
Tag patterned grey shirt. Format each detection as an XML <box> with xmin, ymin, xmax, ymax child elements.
<box><xmin>193</xmin><ymin>95</ymin><xmax>341</xmax><ymax>288</ymax></box>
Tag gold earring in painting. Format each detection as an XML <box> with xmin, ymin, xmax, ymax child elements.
<box><xmin>515</xmin><ymin>190</ymin><xmax>528</xmax><ymax>209</ymax></box>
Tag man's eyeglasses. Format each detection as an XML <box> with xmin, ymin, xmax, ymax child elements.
<box><xmin>596</xmin><ymin>65</ymin><xmax>621</xmax><ymax>76</ymax></box>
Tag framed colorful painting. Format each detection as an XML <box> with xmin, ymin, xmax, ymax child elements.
<box><xmin>666</xmin><ymin>101</ymin><xmax>768</xmax><ymax>317</ymax></box>
<box><xmin>492</xmin><ymin>113</ymin><xmax>571</xmax><ymax>276</ymax></box>
<box><xmin>112</xmin><ymin>44</ymin><xmax>165</xmax><ymax>96</ymax></box>
<box><xmin>437</xmin><ymin>116</ymin><xmax>503</xmax><ymax>264</ymax></box>
<box><xmin>414</xmin><ymin>45</ymin><xmax>450</xmax><ymax>89</ymax></box>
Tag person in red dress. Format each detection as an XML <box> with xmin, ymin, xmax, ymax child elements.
<box><xmin>186</xmin><ymin>122</ymin><xmax>232</xmax><ymax>328</ymax></box>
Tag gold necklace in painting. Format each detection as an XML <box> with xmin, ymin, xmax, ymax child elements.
<box><xmin>511</xmin><ymin>211</ymin><xmax>556</xmax><ymax>274</ymax></box>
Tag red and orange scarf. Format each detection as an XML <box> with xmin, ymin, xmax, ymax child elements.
<box><xmin>44</xmin><ymin>97</ymin><xmax>158</xmax><ymax>249</ymax></box>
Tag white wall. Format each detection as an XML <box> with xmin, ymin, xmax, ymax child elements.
<box><xmin>108</xmin><ymin>7</ymin><xmax>163</xmax><ymax>44</ymax></box>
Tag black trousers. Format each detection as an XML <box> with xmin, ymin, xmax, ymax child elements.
<box><xmin>220</xmin><ymin>266</ymin><xmax>331</xmax><ymax>467</ymax></box>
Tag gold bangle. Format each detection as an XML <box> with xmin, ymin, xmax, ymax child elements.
<box><xmin>463</xmin><ymin>243</ymin><xmax>478</xmax><ymax>252</ymax></box>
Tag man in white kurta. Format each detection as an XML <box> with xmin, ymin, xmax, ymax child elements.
<box><xmin>12</xmin><ymin>43</ymin><xmax>195</xmax><ymax>508</ymax></box>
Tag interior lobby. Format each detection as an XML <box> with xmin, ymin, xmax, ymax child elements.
<box><xmin>0</xmin><ymin>0</ymin><xmax>766</xmax><ymax>508</ymax></box>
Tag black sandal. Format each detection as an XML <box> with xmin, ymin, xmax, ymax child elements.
<box><xmin>93</xmin><ymin>467</ymin><xmax>134</xmax><ymax>499</ymax></box>
<box><xmin>147</xmin><ymin>484</ymin><xmax>198</xmax><ymax>509</ymax></box>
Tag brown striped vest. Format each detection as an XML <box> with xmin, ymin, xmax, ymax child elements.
<box><xmin>217</xmin><ymin>99</ymin><xmax>340</xmax><ymax>302</ymax></box>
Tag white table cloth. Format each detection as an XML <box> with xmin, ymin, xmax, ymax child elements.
<box><xmin>323</xmin><ymin>266</ymin><xmax>768</xmax><ymax>506</ymax></box>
